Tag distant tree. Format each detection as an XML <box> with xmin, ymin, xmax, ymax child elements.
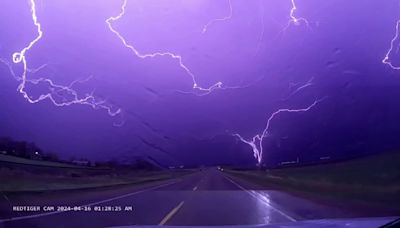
<box><xmin>106</xmin><ymin>159</ymin><xmax>119</xmax><ymax>168</ymax></box>
<box><xmin>14</xmin><ymin>141</ymin><xmax>29</xmax><ymax>158</ymax></box>
<box><xmin>131</xmin><ymin>158</ymin><xmax>160</xmax><ymax>170</ymax></box>
<box><xmin>42</xmin><ymin>152</ymin><xmax>59</xmax><ymax>162</ymax></box>
<box><xmin>0</xmin><ymin>137</ymin><xmax>13</xmax><ymax>154</ymax></box>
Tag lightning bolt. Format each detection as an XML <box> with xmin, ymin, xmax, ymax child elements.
<box><xmin>201</xmin><ymin>0</ymin><xmax>233</xmax><ymax>34</ymax></box>
<box><xmin>283</xmin><ymin>76</ymin><xmax>314</xmax><ymax>100</ymax></box>
<box><xmin>106</xmin><ymin>0</ymin><xmax>224</xmax><ymax>96</ymax></box>
<box><xmin>281</xmin><ymin>0</ymin><xmax>310</xmax><ymax>32</ymax></box>
<box><xmin>254</xmin><ymin>0</ymin><xmax>266</xmax><ymax>56</ymax></box>
<box><xmin>0</xmin><ymin>58</ymin><xmax>19</xmax><ymax>81</ymax></box>
<box><xmin>234</xmin><ymin>97</ymin><xmax>325</xmax><ymax>164</ymax></box>
<box><xmin>175</xmin><ymin>74</ymin><xmax>265</xmax><ymax>96</ymax></box>
<box><xmin>6</xmin><ymin>0</ymin><xmax>122</xmax><ymax>124</ymax></box>
<box><xmin>382</xmin><ymin>20</ymin><xmax>400</xmax><ymax>70</ymax></box>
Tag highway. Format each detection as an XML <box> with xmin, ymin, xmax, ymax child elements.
<box><xmin>0</xmin><ymin>168</ymin><xmax>378</xmax><ymax>227</ymax></box>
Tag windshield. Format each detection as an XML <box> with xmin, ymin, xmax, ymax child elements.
<box><xmin>0</xmin><ymin>0</ymin><xmax>399</xmax><ymax>227</ymax></box>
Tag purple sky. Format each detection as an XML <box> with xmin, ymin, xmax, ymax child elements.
<box><xmin>1</xmin><ymin>0</ymin><xmax>400</xmax><ymax>166</ymax></box>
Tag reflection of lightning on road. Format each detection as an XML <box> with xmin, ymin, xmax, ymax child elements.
<box><xmin>6</xmin><ymin>0</ymin><xmax>122</xmax><ymax>123</ymax></box>
<box><xmin>201</xmin><ymin>0</ymin><xmax>233</xmax><ymax>34</ymax></box>
<box><xmin>106</xmin><ymin>0</ymin><xmax>224</xmax><ymax>96</ymax></box>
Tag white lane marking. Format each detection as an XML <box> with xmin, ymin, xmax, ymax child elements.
<box><xmin>192</xmin><ymin>186</ymin><xmax>198</xmax><ymax>191</ymax></box>
<box><xmin>223</xmin><ymin>175</ymin><xmax>297</xmax><ymax>222</ymax></box>
<box><xmin>158</xmin><ymin>201</ymin><xmax>185</xmax><ymax>225</ymax></box>
<box><xmin>0</xmin><ymin>181</ymin><xmax>178</xmax><ymax>223</ymax></box>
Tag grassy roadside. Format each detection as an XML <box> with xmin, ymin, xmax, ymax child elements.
<box><xmin>0</xmin><ymin>169</ymin><xmax>190</xmax><ymax>192</ymax></box>
<box><xmin>226</xmin><ymin>152</ymin><xmax>400</xmax><ymax>210</ymax></box>
<box><xmin>0</xmin><ymin>154</ymin><xmax>93</xmax><ymax>169</ymax></box>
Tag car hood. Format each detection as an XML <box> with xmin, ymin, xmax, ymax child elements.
<box><xmin>109</xmin><ymin>216</ymin><xmax>399</xmax><ymax>228</ymax></box>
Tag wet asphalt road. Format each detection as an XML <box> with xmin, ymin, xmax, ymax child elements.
<box><xmin>0</xmin><ymin>168</ymin><xmax>372</xmax><ymax>227</ymax></box>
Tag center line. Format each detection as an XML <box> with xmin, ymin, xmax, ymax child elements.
<box><xmin>159</xmin><ymin>201</ymin><xmax>185</xmax><ymax>225</ymax></box>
